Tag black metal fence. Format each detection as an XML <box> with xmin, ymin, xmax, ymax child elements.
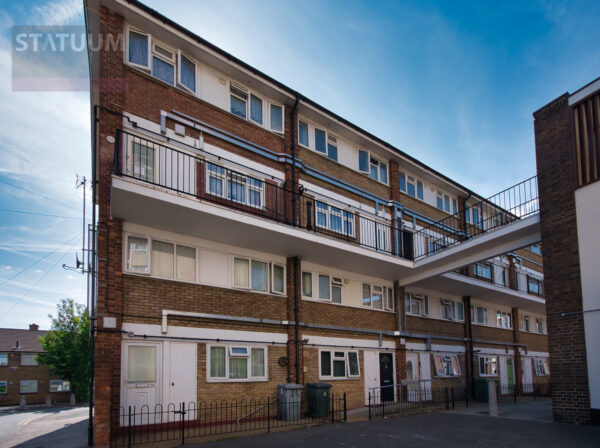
<box><xmin>368</xmin><ymin>385</ymin><xmax>469</xmax><ymax>419</ymax></box>
<box><xmin>114</xmin><ymin>130</ymin><xmax>399</xmax><ymax>257</ymax></box>
<box><xmin>497</xmin><ymin>382</ymin><xmax>551</xmax><ymax>403</ymax></box>
<box><xmin>112</xmin><ymin>393</ymin><xmax>346</xmax><ymax>447</ymax></box>
<box><xmin>413</xmin><ymin>176</ymin><xmax>539</xmax><ymax>259</ymax></box>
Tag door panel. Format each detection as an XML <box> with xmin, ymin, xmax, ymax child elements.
<box><xmin>122</xmin><ymin>342</ymin><xmax>160</xmax><ymax>423</ymax></box>
<box><xmin>364</xmin><ymin>351</ymin><xmax>380</xmax><ymax>405</ymax></box>
<box><xmin>168</xmin><ymin>342</ymin><xmax>197</xmax><ymax>413</ymax></box>
<box><xmin>379</xmin><ymin>353</ymin><xmax>394</xmax><ymax>402</ymax></box>
<box><xmin>419</xmin><ymin>352</ymin><xmax>432</xmax><ymax>400</ymax></box>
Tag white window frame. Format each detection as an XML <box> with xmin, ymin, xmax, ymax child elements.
<box><xmin>232</xmin><ymin>256</ymin><xmax>284</xmax><ymax>295</ymax></box>
<box><xmin>536</xmin><ymin>319</ymin><xmax>545</xmax><ymax>334</ymax></box>
<box><xmin>269</xmin><ymin>103</ymin><xmax>284</xmax><ymax>133</ymax></box>
<box><xmin>436</xmin><ymin>191</ymin><xmax>454</xmax><ymax>213</ymax></box>
<box><xmin>433</xmin><ymin>354</ymin><xmax>461</xmax><ymax>377</ymax></box>
<box><xmin>496</xmin><ymin>311</ymin><xmax>512</xmax><ymax>329</ymax></box>
<box><xmin>534</xmin><ymin>358</ymin><xmax>550</xmax><ymax>376</ymax></box>
<box><xmin>471</xmin><ymin>305</ymin><xmax>488</xmax><ymax>325</ymax></box>
<box><xmin>405</xmin><ymin>292</ymin><xmax>429</xmax><ymax>317</ymax></box>
<box><xmin>440</xmin><ymin>299</ymin><xmax>464</xmax><ymax>322</ymax></box>
<box><xmin>126</xmin><ymin>27</ymin><xmax>151</xmax><ymax>70</ymax></box>
<box><xmin>125</xmin><ymin>235</ymin><xmax>150</xmax><ymax>274</ymax></box>
<box><xmin>318</xmin><ymin>349</ymin><xmax>360</xmax><ymax>380</ymax></box>
<box><xmin>271</xmin><ymin>263</ymin><xmax>286</xmax><ymax>295</ymax></box>
<box><xmin>479</xmin><ymin>356</ymin><xmax>498</xmax><ymax>377</ymax></box>
<box><xmin>205</xmin><ymin>163</ymin><xmax>265</xmax><ymax>209</ymax></box>
<box><xmin>358</xmin><ymin>150</ymin><xmax>388</xmax><ymax>184</ymax></box>
<box><xmin>20</xmin><ymin>380</ymin><xmax>38</xmax><ymax>394</ymax></box>
<box><xmin>296</xmin><ymin>117</ymin><xmax>338</xmax><ymax>161</ymax></box>
<box><xmin>207</xmin><ymin>344</ymin><xmax>268</xmax><ymax>382</ymax></box>
<box><xmin>317</xmin><ymin>274</ymin><xmax>343</xmax><ymax>303</ymax></box>
<box><xmin>20</xmin><ymin>353</ymin><xmax>38</xmax><ymax>366</ymax></box>
<box><xmin>249</xmin><ymin>92</ymin><xmax>264</xmax><ymax>126</ymax></box>
<box><xmin>298</xmin><ymin>119</ymin><xmax>310</xmax><ymax>148</ymax></box>
<box><xmin>521</xmin><ymin>315</ymin><xmax>530</xmax><ymax>332</ymax></box>
<box><xmin>399</xmin><ymin>171</ymin><xmax>424</xmax><ymax>200</ymax></box>
<box><xmin>177</xmin><ymin>50</ymin><xmax>196</xmax><ymax>93</ymax></box>
<box><xmin>151</xmin><ymin>42</ymin><xmax>176</xmax><ymax>86</ymax></box>
<box><xmin>49</xmin><ymin>380</ymin><xmax>71</xmax><ymax>393</ymax></box>
<box><xmin>362</xmin><ymin>283</ymin><xmax>393</xmax><ymax>311</ymax></box>
<box><xmin>473</xmin><ymin>262</ymin><xmax>492</xmax><ymax>280</ymax></box>
<box><xmin>230</xmin><ymin>82</ymin><xmax>249</xmax><ymax>120</ymax></box>
<box><xmin>301</xmin><ymin>271</ymin><xmax>313</xmax><ymax>298</ymax></box>
<box><xmin>0</xmin><ymin>380</ymin><xmax>6</xmax><ymax>394</ymax></box>
<box><xmin>314</xmin><ymin>200</ymin><xmax>355</xmax><ymax>237</ymax></box>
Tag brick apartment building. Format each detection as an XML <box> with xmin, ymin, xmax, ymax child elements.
<box><xmin>534</xmin><ymin>77</ymin><xmax>600</xmax><ymax>425</ymax></box>
<box><xmin>84</xmin><ymin>0</ymin><xmax>549</xmax><ymax>445</ymax></box>
<box><xmin>0</xmin><ymin>325</ymin><xmax>71</xmax><ymax>406</ymax></box>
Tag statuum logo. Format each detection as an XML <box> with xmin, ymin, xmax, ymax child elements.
<box><xmin>12</xmin><ymin>26</ymin><xmax>124</xmax><ymax>92</ymax></box>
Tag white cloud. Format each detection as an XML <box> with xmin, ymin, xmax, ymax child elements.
<box><xmin>32</xmin><ymin>0</ymin><xmax>83</xmax><ymax>25</ymax></box>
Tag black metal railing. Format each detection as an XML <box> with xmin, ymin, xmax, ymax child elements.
<box><xmin>413</xmin><ymin>176</ymin><xmax>539</xmax><ymax>259</ymax></box>
<box><xmin>367</xmin><ymin>385</ymin><xmax>469</xmax><ymax>419</ymax></box>
<box><xmin>112</xmin><ymin>393</ymin><xmax>346</xmax><ymax>447</ymax></box>
<box><xmin>497</xmin><ymin>382</ymin><xmax>551</xmax><ymax>403</ymax></box>
<box><xmin>114</xmin><ymin>130</ymin><xmax>401</xmax><ymax>258</ymax></box>
<box><xmin>454</xmin><ymin>258</ymin><xmax>544</xmax><ymax>297</ymax></box>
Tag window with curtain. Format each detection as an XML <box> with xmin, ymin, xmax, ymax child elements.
<box><xmin>152</xmin><ymin>55</ymin><xmax>175</xmax><ymax>85</ymax></box>
<box><xmin>128</xmin><ymin>30</ymin><xmax>148</xmax><ymax>67</ymax></box>
<box><xmin>151</xmin><ymin>240</ymin><xmax>174</xmax><ymax>278</ymax></box>
<box><xmin>179</xmin><ymin>53</ymin><xmax>195</xmax><ymax>92</ymax></box>
<box><xmin>209</xmin><ymin>345</ymin><xmax>266</xmax><ymax>381</ymax></box>
<box><xmin>229</xmin><ymin>357</ymin><xmax>247</xmax><ymax>379</ymax></box>
<box><xmin>320</xmin><ymin>350</ymin><xmax>360</xmax><ymax>379</ymax></box>
<box><xmin>272</xmin><ymin>264</ymin><xmax>284</xmax><ymax>294</ymax></box>
<box><xmin>20</xmin><ymin>354</ymin><xmax>37</xmax><ymax>366</ymax></box>
<box><xmin>270</xmin><ymin>104</ymin><xmax>283</xmax><ymax>132</ymax></box>
<box><xmin>318</xmin><ymin>275</ymin><xmax>330</xmax><ymax>300</ymax></box>
<box><xmin>251</xmin><ymin>348</ymin><xmax>265</xmax><ymax>377</ymax></box>
<box><xmin>127</xmin><ymin>345</ymin><xmax>156</xmax><ymax>383</ymax></box>
<box><xmin>210</xmin><ymin>347</ymin><xmax>226</xmax><ymax>378</ymax></box>
<box><xmin>302</xmin><ymin>272</ymin><xmax>312</xmax><ymax>297</ymax></box>
<box><xmin>362</xmin><ymin>284</ymin><xmax>371</xmax><ymax>307</ymax></box>
<box><xmin>127</xmin><ymin>236</ymin><xmax>149</xmax><ymax>272</ymax></box>
<box><xmin>314</xmin><ymin>128</ymin><xmax>326</xmax><ymax>153</ymax></box>
<box><xmin>251</xmin><ymin>260</ymin><xmax>268</xmax><ymax>292</ymax></box>
<box><xmin>20</xmin><ymin>380</ymin><xmax>38</xmax><ymax>394</ymax></box>
<box><xmin>250</xmin><ymin>94</ymin><xmax>263</xmax><ymax>125</ymax></box>
<box><xmin>298</xmin><ymin>120</ymin><xmax>309</xmax><ymax>146</ymax></box>
<box><xmin>131</xmin><ymin>142</ymin><xmax>154</xmax><ymax>181</ymax></box>
<box><xmin>233</xmin><ymin>258</ymin><xmax>249</xmax><ymax>288</ymax></box>
<box><xmin>176</xmin><ymin>245</ymin><xmax>195</xmax><ymax>281</ymax></box>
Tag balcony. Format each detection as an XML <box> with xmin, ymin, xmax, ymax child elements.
<box><xmin>110</xmin><ymin>130</ymin><xmax>414</xmax><ymax>279</ymax></box>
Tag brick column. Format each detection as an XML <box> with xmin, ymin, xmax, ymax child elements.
<box><xmin>286</xmin><ymin>257</ymin><xmax>303</xmax><ymax>384</ymax></box>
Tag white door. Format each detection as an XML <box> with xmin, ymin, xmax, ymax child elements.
<box><xmin>406</xmin><ymin>353</ymin><xmax>420</xmax><ymax>402</ymax></box>
<box><xmin>522</xmin><ymin>357</ymin><xmax>533</xmax><ymax>387</ymax></box>
<box><xmin>122</xmin><ymin>342</ymin><xmax>161</xmax><ymax>421</ymax></box>
<box><xmin>168</xmin><ymin>343</ymin><xmax>197</xmax><ymax>413</ymax></box>
<box><xmin>499</xmin><ymin>357</ymin><xmax>509</xmax><ymax>391</ymax></box>
<box><xmin>419</xmin><ymin>352</ymin><xmax>432</xmax><ymax>400</ymax></box>
<box><xmin>364</xmin><ymin>351</ymin><xmax>380</xmax><ymax>405</ymax></box>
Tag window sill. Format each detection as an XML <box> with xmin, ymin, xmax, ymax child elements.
<box><xmin>206</xmin><ymin>378</ymin><xmax>269</xmax><ymax>383</ymax></box>
<box><xmin>318</xmin><ymin>377</ymin><xmax>360</xmax><ymax>381</ymax></box>
<box><xmin>302</xmin><ymin>297</ymin><xmax>394</xmax><ymax>313</ymax></box>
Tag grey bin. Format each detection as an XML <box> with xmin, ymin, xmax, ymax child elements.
<box><xmin>278</xmin><ymin>383</ymin><xmax>303</xmax><ymax>422</ymax></box>
<box><xmin>306</xmin><ymin>383</ymin><xmax>332</xmax><ymax>418</ymax></box>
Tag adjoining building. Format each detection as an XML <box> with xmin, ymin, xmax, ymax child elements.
<box><xmin>534</xmin><ymin>76</ymin><xmax>600</xmax><ymax>425</ymax></box>
<box><xmin>84</xmin><ymin>0</ymin><xmax>548</xmax><ymax>445</ymax></box>
<box><xmin>0</xmin><ymin>324</ymin><xmax>72</xmax><ymax>406</ymax></box>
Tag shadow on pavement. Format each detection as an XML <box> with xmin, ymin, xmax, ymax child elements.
<box><xmin>11</xmin><ymin>419</ymin><xmax>88</xmax><ymax>448</ymax></box>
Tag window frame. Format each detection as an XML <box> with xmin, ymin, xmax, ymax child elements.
<box><xmin>535</xmin><ymin>318</ymin><xmax>545</xmax><ymax>334</ymax></box>
<box><xmin>534</xmin><ymin>358</ymin><xmax>550</xmax><ymax>376</ymax></box>
<box><xmin>319</xmin><ymin>349</ymin><xmax>360</xmax><ymax>380</ymax></box>
<box><xmin>0</xmin><ymin>380</ymin><xmax>6</xmax><ymax>394</ymax></box>
<box><xmin>478</xmin><ymin>356</ymin><xmax>498</xmax><ymax>377</ymax></box>
<box><xmin>362</xmin><ymin>283</ymin><xmax>393</xmax><ymax>311</ymax></box>
<box><xmin>207</xmin><ymin>344</ymin><xmax>268</xmax><ymax>382</ymax></box>
<box><xmin>496</xmin><ymin>310</ymin><xmax>513</xmax><ymax>329</ymax></box>
<box><xmin>405</xmin><ymin>292</ymin><xmax>429</xmax><ymax>317</ymax></box>
<box><xmin>399</xmin><ymin>171</ymin><xmax>424</xmax><ymax>200</ymax></box>
<box><xmin>269</xmin><ymin>103</ymin><xmax>284</xmax><ymax>133</ymax></box>
<box><xmin>205</xmin><ymin>162</ymin><xmax>265</xmax><ymax>209</ymax></box>
<box><xmin>471</xmin><ymin>305</ymin><xmax>488</xmax><ymax>325</ymax></box>
<box><xmin>151</xmin><ymin>42</ymin><xmax>176</xmax><ymax>86</ymax></box>
<box><xmin>357</xmin><ymin>149</ymin><xmax>388</xmax><ymax>185</ymax></box>
<box><xmin>19</xmin><ymin>380</ymin><xmax>38</xmax><ymax>394</ymax></box>
<box><xmin>126</xmin><ymin>27</ymin><xmax>151</xmax><ymax>70</ymax></box>
<box><xmin>271</xmin><ymin>263</ymin><xmax>286</xmax><ymax>295</ymax></box>
<box><xmin>301</xmin><ymin>271</ymin><xmax>313</xmax><ymax>298</ymax></box>
<box><xmin>49</xmin><ymin>380</ymin><xmax>71</xmax><ymax>393</ymax></box>
<box><xmin>440</xmin><ymin>299</ymin><xmax>464</xmax><ymax>322</ymax></box>
<box><xmin>0</xmin><ymin>353</ymin><xmax>7</xmax><ymax>366</ymax></box>
<box><xmin>433</xmin><ymin>354</ymin><xmax>461</xmax><ymax>377</ymax></box>
<box><xmin>126</xmin><ymin>235</ymin><xmax>150</xmax><ymax>274</ymax></box>
<box><xmin>314</xmin><ymin>200</ymin><xmax>355</xmax><ymax>237</ymax></box>
<box><xmin>177</xmin><ymin>50</ymin><xmax>196</xmax><ymax>93</ymax></box>
<box><xmin>521</xmin><ymin>315</ymin><xmax>530</xmax><ymax>332</ymax></box>
<box><xmin>20</xmin><ymin>353</ymin><xmax>38</xmax><ymax>366</ymax></box>
<box><xmin>317</xmin><ymin>274</ymin><xmax>343</xmax><ymax>304</ymax></box>
<box><xmin>232</xmin><ymin>256</ymin><xmax>284</xmax><ymax>295</ymax></box>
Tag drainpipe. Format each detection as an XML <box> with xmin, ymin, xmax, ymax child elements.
<box><xmin>291</xmin><ymin>95</ymin><xmax>299</xmax><ymax>226</ymax></box>
<box><xmin>294</xmin><ymin>257</ymin><xmax>301</xmax><ymax>384</ymax></box>
<box><xmin>462</xmin><ymin>192</ymin><xmax>472</xmax><ymax>236</ymax></box>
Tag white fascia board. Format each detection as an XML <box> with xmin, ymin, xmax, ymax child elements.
<box><xmin>569</xmin><ymin>78</ymin><xmax>600</xmax><ymax>105</ymax></box>
<box><xmin>304</xmin><ymin>334</ymin><xmax>395</xmax><ymax>350</ymax></box>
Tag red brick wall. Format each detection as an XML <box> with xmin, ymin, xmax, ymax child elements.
<box><xmin>534</xmin><ymin>93</ymin><xmax>591</xmax><ymax>424</ymax></box>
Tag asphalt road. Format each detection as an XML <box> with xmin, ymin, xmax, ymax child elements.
<box><xmin>0</xmin><ymin>406</ymin><xmax>88</xmax><ymax>448</ymax></box>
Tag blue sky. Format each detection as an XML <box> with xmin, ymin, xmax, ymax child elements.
<box><xmin>0</xmin><ymin>0</ymin><xmax>598</xmax><ymax>329</ymax></box>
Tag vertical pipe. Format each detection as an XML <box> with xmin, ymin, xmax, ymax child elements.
<box><xmin>294</xmin><ymin>257</ymin><xmax>300</xmax><ymax>383</ymax></box>
<box><xmin>291</xmin><ymin>95</ymin><xmax>299</xmax><ymax>226</ymax></box>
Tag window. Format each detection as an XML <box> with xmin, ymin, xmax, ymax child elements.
<box><xmin>176</xmin><ymin>245</ymin><xmax>196</xmax><ymax>282</ymax></box>
<box><xmin>433</xmin><ymin>354</ymin><xmax>461</xmax><ymax>377</ymax></box>
<box><xmin>362</xmin><ymin>284</ymin><xmax>393</xmax><ymax>311</ymax></box>
<box><xmin>131</xmin><ymin>141</ymin><xmax>155</xmax><ymax>181</ymax></box>
<box><xmin>440</xmin><ymin>299</ymin><xmax>464</xmax><ymax>321</ymax></box>
<box><xmin>127</xmin><ymin>236</ymin><xmax>149</xmax><ymax>273</ymax></box>
<box><xmin>436</xmin><ymin>191</ymin><xmax>453</xmax><ymax>213</ymax></box>
<box><xmin>230</xmin><ymin>83</ymin><xmax>248</xmax><ymax>119</ymax></box>
<box><xmin>520</xmin><ymin>315</ymin><xmax>530</xmax><ymax>332</ymax></box>
<box><xmin>534</xmin><ymin>358</ymin><xmax>550</xmax><ymax>376</ymax></box>
<box><xmin>270</xmin><ymin>104</ymin><xmax>283</xmax><ymax>133</ymax></box>
<box><xmin>152</xmin><ymin>240</ymin><xmax>174</xmax><ymax>278</ymax></box>
<box><xmin>358</xmin><ymin>150</ymin><xmax>387</xmax><ymax>184</ymax></box>
<box><xmin>178</xmin><ymin>52</ymin><xmax>195</xmax><ymax>92</ymax></box>
<box><xmin>0</xmin><ymin>353</ymin><xmax>7</xmax><ymax>366</ymax></box>
<box><xmin>528</xmin><ymin>277</ymin><xmax>542</xmax><ymax>295</ymax></box>
<box><xmin>479</xmin><ymin>356</ymin><xmax>498</xmax><ymax>376</ymax></box>
<box><xmin>302</xmin><ymin>271</ymin><xmax>312</xmax><ymax>297</ymax></box>
<box><xmin>496</xmin><ymin>311</ymin><xmax>512</xmax><ymax>329</ymax></box>
<box><xmin>208</xmin><ymin>345</ymin><xmax>267</xmax><ymax>381</ymax></box>
<box><xmin>318</xmin><ymin>275</ymin><xmax>342</xmax><ymax>303</ymax></box>
<box><xmin>314</xmin><ymin>128</ymin><xmax>326</xmax><ymax>154</ymax></box>
<box><xmin>127</xmin><ymin>345</ymin><xmax>156</xmax><ymax>383</ymax></box>
<box><xmin>233</xmin><ymin>257</ymin><xmax>282</xmax><ymax>294</ymax></box>
<box><xmin>467</xmin><ymin>206</ymin><xmax>482</xmax><ymax>228</ymax></box>
<box><xmin>535</xmin><ymin>319</ymin><xmax>545</xmax><ymax>334</ymax></box>
<box><xmin>298</xmin><ymin>120</ymin><xmax>309</xmax><ymax>146</ymax></box>
<box><xmin>358</xmin><ymin>150</ymin><xmax>369</xmax><ymax>173</ymax></box>
<box><xmin>250</xmin><ymin>93</ymin><xmax>263</xmax><ymax>125</ymax></box>
<box><xmin>128</xmin><ymin>29</ymin><xmax>149</xmax><ymax>68</ymax></box>
<box><xmin>314</xmin><ymin>201</ymin><xmax>354</xmax><ymax>236</ymax></box>
<box><xmin>152</xmin><ymin>43</ymin><xmax>175</xmax><ymax>85</ymax></box>
<box><xmin>399</xmin><ymin>172</ymin><xmax>424</xmax><ymax>200</ymax></box>
<box><xmin>20</xmin><ymin>380</ymin><xmax>38</xmax><ymax>394</ymax></box>
<box><xmin>271</xmin><ymin>264</ymin><xmax>285</xmax><ymax>294</ymax></box>
<box><xmin>327</xmin><ymin>135</ymin><xmax>338</xmax><ymax>161</ymax></box>
<box><xmin>320</xmin><ymin>350</ymin><xmax>360</xmax><ymax>379</ymax></box>
<box><xmin>49</xmin><ymin>380</ymin><xmax>71</xmax><ymax>393</ymax></box>
<box><xmin>0</xmin><ymin>381</ymin><xmax>6</xmax><ymax>394</ymax></box>
<box><xmin>206</xmin><ymin>163</ymin><xmax>264</xmax><ymax>208</ymax></box>
<box><xmin>404</xmin><ymin>292</ymin><xmax>428</xmax><ymax>316</ymax></box>
<box><xmin>471</xmin><ymin>305</ymin><xmax>488</xmax><ymax>325</ymax></box>
<box><xmin>21</xmin><ymin>354</ymin><xmax>38</xmax><ymax>366</ymax></box>
<box><xmin>473</xmin><ymin>262</ymin><xmax>492</xmax><ymax>280</ymax></box>
<box><xmin>530</xmin><ymin>244</ymin><xmax>541</xmax><ymax>255</ymax></box>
